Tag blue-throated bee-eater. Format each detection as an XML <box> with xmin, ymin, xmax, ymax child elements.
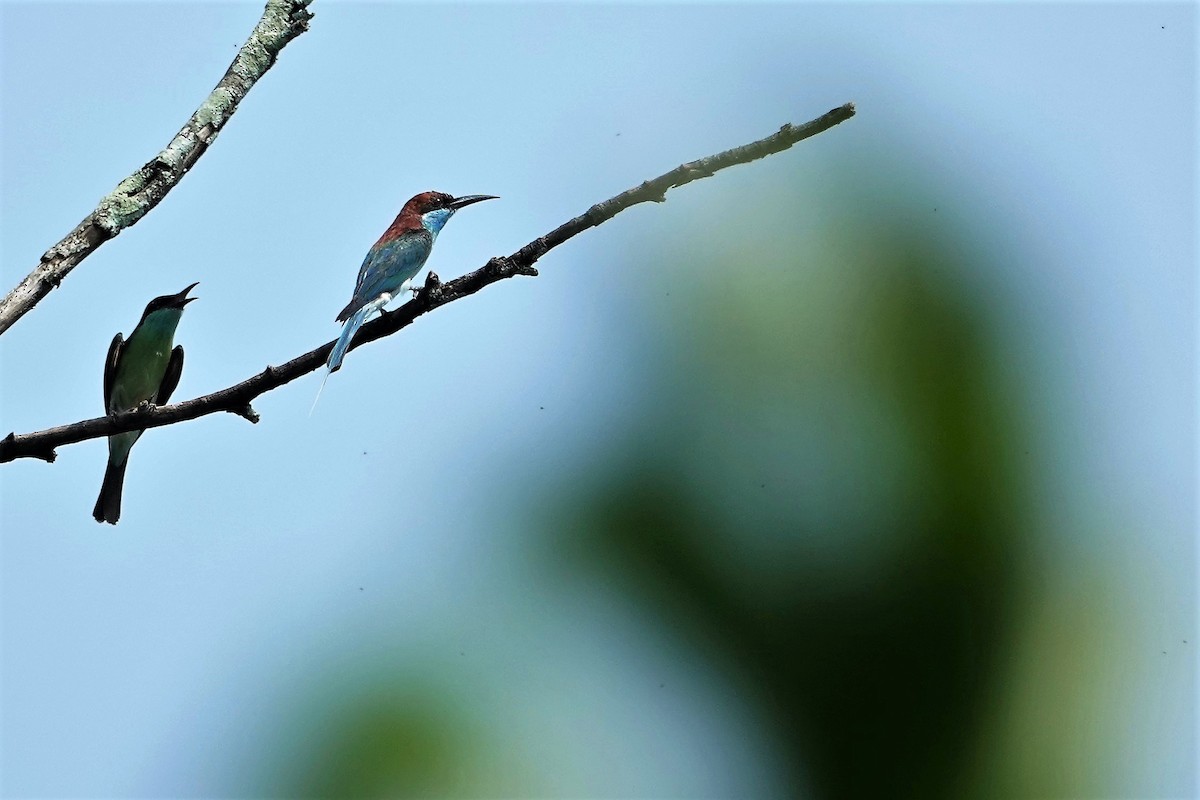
<box><xmin>93</xmin><ymin>283</ymin><xmax>196</xmax><ymax>524</ymax></box>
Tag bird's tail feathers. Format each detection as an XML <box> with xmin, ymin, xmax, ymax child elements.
<box><xmin>312</xmin><ymin>306</ymin><xmax>370</xmax><ymax>415</ymax></box>
<box><xmin>310</xmin><ymin>368</ymin><xmax>331</xmax><ymax>416</ymax></box>
<box><xmin>93</xmin><ymin>457</ymin><xmax>128</xmax><ymax>525</ymax></box>
<box><xmin>327</xmin><ymin>306</ymin><xmax>370</xmax><ymax>374</ymax></box>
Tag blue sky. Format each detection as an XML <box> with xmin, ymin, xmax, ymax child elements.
<box><xmin>1</xmin><ymin>2</ymin><xmax>1195</xmax><ymax>796</ymax></box>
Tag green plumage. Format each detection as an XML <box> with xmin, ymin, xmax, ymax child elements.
<box><xmin>94</xmin><ymin>284</ymin><xmax>195</xmax><ymax>524</ymax></box>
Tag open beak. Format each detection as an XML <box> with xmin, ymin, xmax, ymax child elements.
<box><xmin>448</xmin><ymin>194</ymin><xmax>499</xmax><ymax>210</ymax></box>
<box><xmin>172</xmin><ymin>282</ymin><xmax>199</xmax><ymax>307</ymax></box>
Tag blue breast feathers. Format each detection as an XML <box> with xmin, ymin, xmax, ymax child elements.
<box><xmin>337</xmin><ymin>229</ymin><xmax>433</xmax><ymax>322</ymax></box>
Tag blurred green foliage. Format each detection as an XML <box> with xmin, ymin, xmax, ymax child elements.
<box><xmin>288</xmin><ymin>689</ymin><xmax>471</xmax><ymax>798</ymax></box>
<box><xmin>556</xmin><ymin>218</ymin><xmax>1031</xmax><ymax>798</ymax></box>
<box><xmin>252</xmin><ymin>178</ymin><xmax>1131</xmax><ymax>798</ymax></box>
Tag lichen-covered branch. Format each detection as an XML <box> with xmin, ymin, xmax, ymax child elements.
<box><xmin>0</xmin><ymin>103</ymin><xmax>856</xmax><ymax>464</ymax></box>
<box><xmin>0</xmin><ymin>0</ymin><xmax>314</xmax><ymax>336</ymax></box>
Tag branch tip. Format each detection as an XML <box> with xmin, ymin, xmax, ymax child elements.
<box><xmin>233</xmin><ymin>405</ymin><xmax>260</xmax><ymax>424</ymax></box>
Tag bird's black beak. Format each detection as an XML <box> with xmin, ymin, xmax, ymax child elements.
<box><xmin>447</xmin><ymin>194</ymin><xmax>499</xmax><ymax>210</ymax></box>
<box><xmin>171</xmin><ymin>282</ymin><xmax>199</xmax><ymax>307</ymax></box>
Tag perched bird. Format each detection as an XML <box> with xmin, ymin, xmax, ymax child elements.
<box><xmin>93</xmin><ymin>283</ymin><xmax>197</xmax><ymax>524</ymax></box>
<box><xmin>319</xmin><ymin>191</ymin><xmax>497</xmax><ymax>389</ymax></box>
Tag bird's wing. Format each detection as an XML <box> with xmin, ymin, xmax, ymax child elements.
<box><xmin>155</xmin><ymin>345</ymin><xmax>185</xmax><ymax>405</ymax></box>
<box><xmin>103</xmin><ymin>333</ymin><xmax>124</xmax><ymax>410</ymax></box>
<box><xmin>337</xmin><ymin>231</ymin><xmax>433</xmax><ymax>322</ymax></box>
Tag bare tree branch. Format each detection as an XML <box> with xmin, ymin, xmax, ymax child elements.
<box><xmin>0</xmin><ymin>0</ymin><xmax>314</xmax><ymax>336</ymax></box>
<box><xmin>0</xmin><ymin>103</ymin><xmax>856</xmax><ymax>464</ymax></box>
